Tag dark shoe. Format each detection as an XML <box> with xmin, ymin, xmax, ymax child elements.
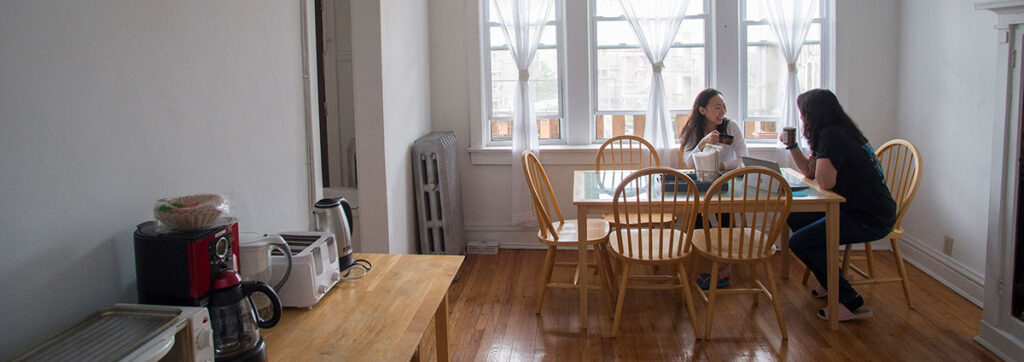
<box><xmin>810</xmin><ymin>286</ymin><xmax>827</xmax><ymax>299</ymax></box>
<box><xmin>696</xmin><ymin>273</ymin><xmax>730</xmax><ymax>290</ymax></box>
<box><xmin>817</xmin><ymin>305</ymin><xmax>873</xmax><ymax>321</ymax></box>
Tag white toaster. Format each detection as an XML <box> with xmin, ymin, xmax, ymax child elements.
<box><xmin>271</xmin><ymin>231</ymin><xmax>341</xmax><ymax>309</ymax></box>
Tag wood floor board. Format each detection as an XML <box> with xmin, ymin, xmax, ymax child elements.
<box><xmin>414</xmin><ymin>249</ymin><xmax>998</xmax><ymax>361</ymax></box>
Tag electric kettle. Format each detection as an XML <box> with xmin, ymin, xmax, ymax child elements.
<box><xmin>310</xmin><ymin>197</ymin><xmax>355</xmax><ymax>269</ymax></box>
<box><xmin>208</xmin><ymin>270</ymin><xmax>281</xmax><ymax>362</ymax></box>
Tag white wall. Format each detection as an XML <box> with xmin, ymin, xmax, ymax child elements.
<box><xmin>836</xmin><ymin>0</ymin><xmax>901</xmax><ymax>145</ymax></box>
<box><xmin>353</xmin><ymin>0</ymin><xmax>432</xmax><ymax>254</ymax></box>
<box><xmin>429</xmin><ymin>0</ymin><xmax>901</xmax><ymax>247</ymax></box>
<box><xmin>895</xmin><ymin>0</ymin><xmax>996</xmax><ymax>300</ymax></box>
<box><xmin>0</xmin><ymin>1</ymin><xmax>312</xmax><ymax>358</ymax></box>
<box><xmin>382</xmin><ymin>0</ymin><xmax>433</xmax><ymax>253</ymax></box>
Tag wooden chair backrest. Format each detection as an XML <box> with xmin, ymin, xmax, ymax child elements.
<box><xmin>596</xmin><ymin>135</ymin><xmax>660</xmax><ymax>171</ymax></box>
<box><xmin>521</xmin><ymin>150</ymin><xmax>564</xmax><ymax>240</ymax></box>
<box><xmin>875</xmin><ymin>139</ymin><xmax>922</xmax><ymax>229</ymax></box>
<box><xmin>701</xmin><ymin>167</ymin><xmax>793</xmax><ymax>260</ymax></box>
<box><xmin>611</xmin><ymin>167</ymin><xmax>700</xmax><ymax>261</ymax></box>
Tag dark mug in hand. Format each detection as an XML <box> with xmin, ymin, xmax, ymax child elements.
<box><xmin>719</xmin><ymin>134</ymin><xmax>734</xmax><ymax>145</ymax></box>
<box><xmin>781</xmin><ymin>127</ymin><xmax>797</xmax><ymax>146</ymax></box>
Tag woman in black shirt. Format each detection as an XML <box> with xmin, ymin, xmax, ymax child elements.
<box><xmin>783</xmin><ymin>89</ymin><xmax>897</xmax><ymax>321</ymax></box>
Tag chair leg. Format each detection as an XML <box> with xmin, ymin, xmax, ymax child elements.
<box><xmin>891</xmin><ymin>238</ymin><xmax>914</xmax><ymax>309</ymax></box>
<box><xmin>704</xmin><ymin>261</ymin><xmax>720</xmax><ymax>340</ymax></box>
<box><xmin>801</xmin><ymin>267</ymin><xmax>811</xmax><ymax>286</ymax></box>
<box><xmin>781</xmin><ymin>228</ymin><xmax>792</xmax><ymax>279</ymax></box>
<box><xmin>762</xmin><ymin>262</ymin><xmax>788</xmax><ymax>340</ymax></box>
<box><xmin>611</xmin><ymin>262</ymin><xmax>632</xmax><ymax>337</ymax></box>
<box><xmin>841</xmin><ymin>244</ymin><xmax>853</xmax><ymax>278</ymax></box>
<box><xmin>594</xmin><ymin>244</ymin><xmax>615</xmax><ymax>312</ymax></box>
<box><xmin>750</xmin><ymin>263</ymin><xmax>759</xmax><ymax>306</ymax></box>
<box><xmin>535</xmin><ymin>245</ymin><xmax>557</xmax><ymax>314</ymax></box>
<box><xmin>677</xmin><ymin>261</ymin><xmax>701</xmax><ymax>339</ymax></box>
<box><xmin>864</xmin><ymin>242</ymin><xmax>875</xmax><ymax>279</ymax></box>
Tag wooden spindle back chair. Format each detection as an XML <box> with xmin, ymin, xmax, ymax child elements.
<box><xmin>596</xmin><ymin>135</ymin><xmax>660</xmax><ymax>171</ymax></box>
<box><xmin>607</xmin><ymin>167</ymin><xmax>701</xmax><ymax>337</ymax></box>
<box><xmin>691</xmin><ymin>166</ymin><xmax>792</xmax><ymax>340</ymax></box>
<box><xmin>596</xmin><ymin>135</ymin><xmax>674</xmax><ymax>227</ymax></box>
<box><xmin>521</xmin><ymin>150</ymin><xmax>615</xmax><ymax>314</ymax></box>
<box><xmin>801</xmin><ymin>139</ymin><xmax>922</xmax><ymax>309</ymax></box>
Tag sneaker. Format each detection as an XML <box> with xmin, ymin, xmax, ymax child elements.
<box><xmin>696</xmin><ymin>273</ymin><xmax>730</xmax><ymax>290</ymax></box>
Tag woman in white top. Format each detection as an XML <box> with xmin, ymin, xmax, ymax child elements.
<box><xmin>679</xmin><ymin>88</ymin><xmax>748</xmax><ymax>289</ymax></box>
<box><xmin>679</xmin><ymin>88</ymin><xmax>749</xmax><ymax>170</ymax></box>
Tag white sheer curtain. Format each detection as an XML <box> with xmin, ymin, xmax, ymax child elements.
<box><xmin>762</xmin><ymin>0</ymin><xmax>818</xmax><ymax>165</ymax></box>
<box><xmin>618</xmin><ymin>0</ymin><xmax>691</xmax><ymax>165</ymax></box>
<box><xmin>493</xmin><ymin>0</ymin><xmax>555</xmax><ymax>225</ymax></box>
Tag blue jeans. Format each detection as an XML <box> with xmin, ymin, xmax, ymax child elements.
<box><xmin>788</xmin><ymin>212</ymin><xmax>893</xmax><ymax>307</ymax></box>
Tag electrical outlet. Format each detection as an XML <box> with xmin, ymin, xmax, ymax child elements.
<box><xmin>943</xmin><ymin>235</ymin><xmax>954</xmax><ymax>256</ymax></box>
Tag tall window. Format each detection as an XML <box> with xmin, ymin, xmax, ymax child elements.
<box><xmin>741</xmin><ymin>0</ymin><xmax>832</xmax><ymax>141</ymax></box>
<box><xmin>482</xmin><ymin>0</ymin><xmax>564</xmax><ymax>144</ymax></box>
<box><xmin>592</xmin><ymin>0</ymin><xmax>708</xmax><ymax>141</ymax></box>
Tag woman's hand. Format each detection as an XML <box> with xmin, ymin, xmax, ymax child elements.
<box><xmin>698</xmin><ymin>130</ymin><xmax>720</xmax><ymax>150</ymax></box>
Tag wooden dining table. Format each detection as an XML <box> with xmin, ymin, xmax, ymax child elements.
<box><xmin>262</xmin><ymin>253</ymin><xmax>464</xmax><ymax>361</ymax></box>
<box><xmin>572</xmin><ymin>168</ymin><xmax>846</xmax><ymax>332</ymax></box>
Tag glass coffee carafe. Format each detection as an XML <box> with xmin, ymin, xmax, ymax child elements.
<box><xmin>208</xmin><ymin>270</ymin><xmax>281</xmax><ymax>362</ymax></box>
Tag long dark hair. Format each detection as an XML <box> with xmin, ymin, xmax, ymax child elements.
<box><xmin>796</xmin><ymin>88</ymin><xmax>866</xmax><ymax>152</ymax></box>
<box><xmin>680</xmin><ymin>88</ymin><xmax>728</xmax><ymax>150</ymax></box>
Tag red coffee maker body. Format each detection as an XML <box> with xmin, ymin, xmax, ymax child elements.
<box><xmin>134</xmin><ymin>217</ymin><xmax>240</xmax><ymax>306</ymax></box>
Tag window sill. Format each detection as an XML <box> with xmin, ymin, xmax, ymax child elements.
<box><xmin>468</xmin><ymin>143</ymin><xmax>780</xmax><ymax>165</ymax></box>
<box><xmin>468</xmin><ymin>145</ymin><xmax>602</xmax><ymax>165</ymax></box>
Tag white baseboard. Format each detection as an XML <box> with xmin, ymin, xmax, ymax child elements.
<box><xmin>466</xmin><ymin>224</ymin><xmax>603</xmax><ymax>250</ymax></box>
<box><xmin>977</xmin><ymin>320</ymin><xmax>1024</xmax><ymax>362</ymax></box>
<box><xmin>898</xmin><ymin>235</ymin><xmax>985</xmax><ymax>307</ymax></box>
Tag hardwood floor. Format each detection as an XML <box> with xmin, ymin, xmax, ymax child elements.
<box><xmin>415</xmin><ymin>249</ymin><xmax>998</xmax><ymax>361</ymax></box>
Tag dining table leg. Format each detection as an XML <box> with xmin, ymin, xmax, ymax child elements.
<box><xmin>434</xmin><ymin>293</ymin><xmax>450</xmax><ymax>361</ymax></box>
<box><xmin>826</xmin><ymin>201</ymin><xmax>840</xmax><ymax>330</ymax></box>
<box><xmin>577</xmin><ymin>205</ymin><xmax>589</xmax><ymax>334</ymax></box>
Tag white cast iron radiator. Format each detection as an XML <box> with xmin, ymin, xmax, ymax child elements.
<box><xmin>412</xmin><ymin>131</ymin><xmax>465</xmax><ymax>255</ymax></box>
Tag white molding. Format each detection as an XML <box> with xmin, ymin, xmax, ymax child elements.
<box><xmin>977</xmin><ymin>3</ymin><xmax>1024</xmax><ymax>357</ymax></box>
<box><xmin>899</xmin><ymin>235</ymin><xmax>985</xmax><ymax>306</ymax></box>
<box><xmin>977</xmin><ymin>319</ymin><xmax>1024</xmax><ymax>362</ymax></box>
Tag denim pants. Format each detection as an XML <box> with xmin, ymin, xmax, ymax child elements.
<box><xmin>788</xmin><ymin>212</ymin><xmax>893</xmax><ymax>307</ymax></box>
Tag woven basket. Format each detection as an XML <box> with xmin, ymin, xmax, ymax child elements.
<box><xmin>154</xmin><ymin>194</ymin><xmax>225</xmax><ymax>231</ymax></box>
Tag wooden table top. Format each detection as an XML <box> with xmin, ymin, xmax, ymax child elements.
<box><xmin>262</xmin><ymin>253</ymin><xmax>464</xmax><ymax>361</ymax></box>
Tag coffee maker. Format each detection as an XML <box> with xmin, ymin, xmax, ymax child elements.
<box><xmin>208</xmin><ymin>270</ymin><xmax>281</xmax><ymax>362</ymax></box>
<box><xmin>134</xmin><ymin>217</ymin><xmax>240</xmax><ymax>306</ymax></box>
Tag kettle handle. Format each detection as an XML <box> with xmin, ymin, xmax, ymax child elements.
<box><xmin>310</xmin><ymin>208</ymin><xmax>324</xmax><ymax>231</ymax></box>
<box><xmin>267</xmin><ymin>240</ymin><xmax>292</xmax><ymax>291</ymax></box>
<box><xmin>242</xmin><ymin>281</ymin><xmax>282</xmax><ymax>329</ymax></box>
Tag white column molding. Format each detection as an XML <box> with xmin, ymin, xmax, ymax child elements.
<box><xmin>975</xmin><ymin>2</ymin><xmax>1024</xmax><ymax>360</ymax></box>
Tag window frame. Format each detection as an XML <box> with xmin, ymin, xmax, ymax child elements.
<box><xmin>739</xmin><ymin>0</ymin><xmax>834</xmax><ymax>144</ymax></box>
<box><xmin>589</xmin><ymin>0</ymin><xmax>712</xmax><ymax>143</ymax></box>
<box><xmin>481</xmin><ymin>0</ymin><xmax>567</xmax><ymax>146</ymax></box>
<box><xmin>476</xmin><ymin>0</ymin><xmax>835</xmax><ymax>149</ymax></box>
